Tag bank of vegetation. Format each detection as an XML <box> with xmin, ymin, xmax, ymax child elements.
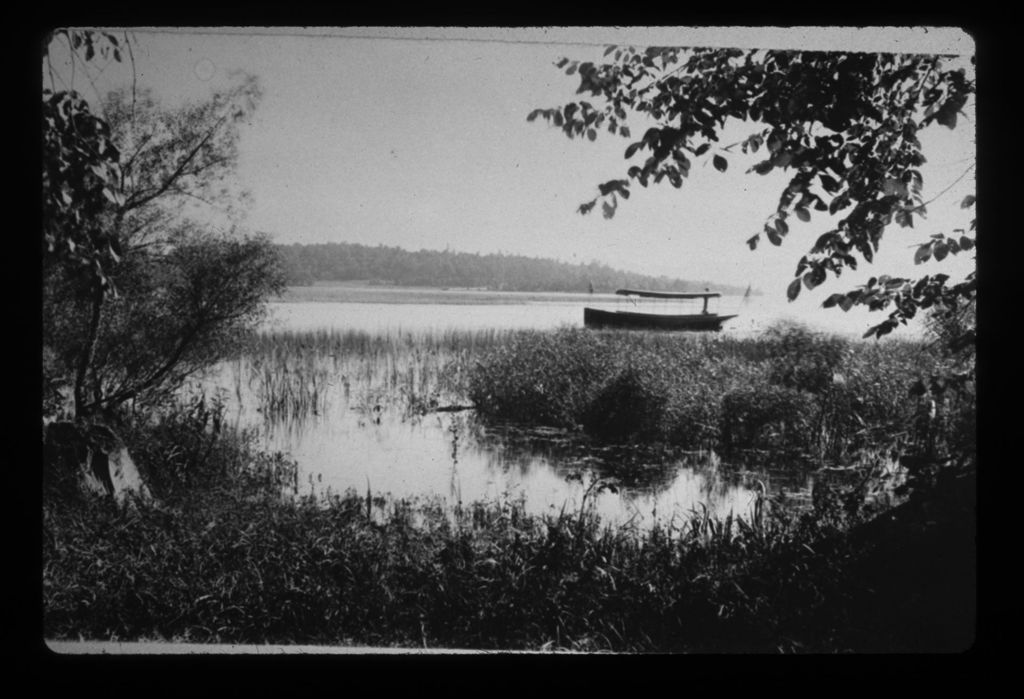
<box><xmin>44</xmin><ymin>323</ymin><xmax>976</xmax><ymax>652</ymax></box>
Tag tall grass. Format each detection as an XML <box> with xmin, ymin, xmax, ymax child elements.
<box><xmin>468</xmin><ymin>324</ymin><xmax>967</xmax><ymax>460</ymax></box>
<box><xmin>44</xmin><ymin>473</ymin><xmax>894</xmax><ymax>651</ymax></box>
<box><xmin>230</xmin><ymin>322</ymin><xmax>968</xmax><ymax>461</ymax></box>
<box><xmin>234</xmin><ymin>328</ymin><xmax>511</xmax><ymax>421</ymax></box>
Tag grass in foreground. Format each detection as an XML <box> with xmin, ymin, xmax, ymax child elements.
<box><xmin>46</xmin><ymin>395</ymin><xmax>974</xmax><ymax>653</ymax></box>
<box><xmin>43</xmin><ymin>475</ymin><xmax>973</xmax><ymax>652</ymax></box>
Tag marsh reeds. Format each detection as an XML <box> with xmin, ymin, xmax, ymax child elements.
<box><xmin>467</xmin><ymin>325</ymin><xmax>966</xmax><ymax>462</ymax></box>
<box><xmin>235</xmin><ymin>328</ymin><xmax>511</xmax><ymax>423</ymax></box>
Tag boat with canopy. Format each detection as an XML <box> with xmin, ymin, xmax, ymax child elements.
<box><xmin>583</xmin><ymin>289</ymin><xmax>738</xmax><ymax>331</ymax></box>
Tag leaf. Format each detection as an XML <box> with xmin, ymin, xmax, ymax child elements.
<box><xmin>694</xmin><ymin>143</ymin><xmax>711</xmax><ymax>156</ymax></box>
<box><xmin>746</xmin><ymin>235</ymin><xmax>759</xmax><ymax>251</ymax></box>
<box><xmin>828</xmin><ymin>195</ymin><xmax>848</xmax><ymax>215</ymax></box>
<box><xmin>767</xmin><ymin>229</ymin><xmax>782</xmax><ymax>246</ymax></box>
<box><xmin>556</xmin><ymin>58</ymin><xmax>569</xmax><ymax>68</ymax></box>
<box><xmin>624</xmin><ymin>142</ymin><xmax>642</xmax><ymax>159</ymax></box>
<box><xmin>587</xmin><ymin>129</ymin><xmax>597</xmax><ymax>142</ymax></box>
<box><xmin>913</xmin><ymin>244</ymin><xmax>932</xmax><ymax>264</ymax></box>
<box><xmin>933</xmin><ymin>241</ymin><xmax>949</xmax><ymax>261</ymax></box>
<box><xmin>603</xmin><ymin>45</ymin><xmax>616</xmax><ymax>57</ymax></box>
<box><xmin>786</xmin><ymin>277</ymin><xmax>802</xmax><ymax>301</ymax></box>
<box><xmin>804</xmin><ymin>264</ymin><xmax>828</xmax><ymax>291</ymax></box>
<box><xmin>713</xmin><ymin>154</ymin><xmax>728</xmax><ymax>172</ymax></box>
<box><xmin>602</xmin><ymin>201</ymin><xmax>615</xmax><ymax>219</ymax></box>
<box><xmin>620</xmin><ymin>126</ymin><xmax>630</xmax><ymax>139</ymax></box>
<box><xmin>774</xmin><ymin>218</ymin><xmax>789</xmax><ymax>236</ymax></box>
<box><xmin>795</xmin><ymin>208</ymin><xmax>811</xmax><ymax>222</ymax></box>
<box><xmin>935</xmin><ymin>102</ymin><xmax>958</xmax><ymax>129</ymax></box>
<box><xmin>819</xmin><ymin>174</ymin><xmax>840</xmax><ymax>193</ymax></box>
<box><xmin>895</xmin><ymin>209</ymin><xmax>914</xmax><ymax>228</ymax></box>
<box><xmin>960</xmin><ymin>194</ymin><xmax>976</xmax><ymax>209</ymax></box>
<box><xmin>882</xmin><ymin>178</ymin><xmax>908</xmax><ymax>198</ymax></box>
<box><xmin>526</xmin><ymin>109</ymin><xmax>542</xmax><ymax>122</ymax></box>
<box><xmin>823</xmin><ymin>293</ymin><xmax>844</xmax><ymax>309</ymax></box>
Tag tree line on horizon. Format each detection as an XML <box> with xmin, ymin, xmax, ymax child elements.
<box><xmin>273</xmin><ymin>240</ymin><xmax>751</xmax><ymax>295</ymax></box>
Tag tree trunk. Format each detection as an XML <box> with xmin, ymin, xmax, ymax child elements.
<box><xmin>73</xmin><ymin>281</ymin><xmax>105</xmax><ymax>420</ymax></box>
<box><xmin>44</xmin><ymin>421</ymin><xmax>150</xmax><ymax>503</ymax></box>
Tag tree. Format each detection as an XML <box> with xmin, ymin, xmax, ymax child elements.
<box><xmin>43</xmin><ymin>31</ymin><xmax>281</xmax><ymax>424</ymax></box>
<box><xmin>42</xmin><ymin>30</ymin><xmax>284</xmax><ymax>500</ymax></box>
<box><xmin>528</xmin><ymin>46</ymin><xmax>975</xmax><ymax>343</ymax></box>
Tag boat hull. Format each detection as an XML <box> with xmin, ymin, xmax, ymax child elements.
<box><xmin>583</xmin><ymin>307</ymin><xmax>737</xmax><ymax>331</ymax></box>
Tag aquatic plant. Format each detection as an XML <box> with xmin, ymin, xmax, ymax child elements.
<box><xmin>468</xmin><ymin>326</ymin><xmax>971</xmax><ymax>461</ymax></box>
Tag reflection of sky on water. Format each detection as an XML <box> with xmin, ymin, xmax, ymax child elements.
<box><xmin>191</xmin><ymin>341</ymin><xmax>824</xmax><ymax>531</ymax></box>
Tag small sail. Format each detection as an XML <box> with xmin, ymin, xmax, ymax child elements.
<box><xmin>742</xmin><ymin>284</ymin><xmax>752</xmax><ymax>303</ymax></box>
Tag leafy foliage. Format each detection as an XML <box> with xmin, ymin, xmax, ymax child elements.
<box><xmin>42</xmin><ymin>31</ymin><xmax>126</xmax><ymax>294</ymax></box>
<box><xmin>531</xmin><ymin>46</ymin><xmax>975</xmax><ymax>341</ymax></box>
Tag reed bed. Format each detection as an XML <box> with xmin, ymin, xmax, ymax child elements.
<box><xmin>467</xmin><ymin>324</ymin><xmax>971</xmax><ymax>461</ymax></box>
<box><xmin>230</xmin><ymin>322</ymin><xmax>971</xmax><ymax>463</ymax></box>
<box><xmin>235</xmin><ymin>328</ymin><xmax>512</xmax><ymax>421</ymax></box>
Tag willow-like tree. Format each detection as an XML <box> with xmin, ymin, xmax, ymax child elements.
<box><xmin>43</xmin><ymin>30</ymin><xmax>283</xmax><ymax>426</ymax></box>
<box><xmin>528</xmin><ymin>46</ymin><xmax>975</xmax><ymax>345</ymax></box>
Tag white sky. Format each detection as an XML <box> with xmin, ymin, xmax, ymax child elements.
<box><xmin>46</xmin><ymin>26</ymin><xmax>976</xmax><ymax>307</ymax></box>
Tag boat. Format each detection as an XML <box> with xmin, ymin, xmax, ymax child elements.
<box><xmin>583</xmin><ymin>289</ymin><xmax>737</xmax><ymax>331</ymax></box>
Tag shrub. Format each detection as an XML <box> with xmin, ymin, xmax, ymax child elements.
<box><xmin>720</xmin><ymin>383</ymin><xmax>818</xmax><ymax>451</ymax></box>
<box><xmin>763</xmin><ymin>321</ymin><xmax>848</xmax><ymax>394</ymax></box>
<box><xmin>582</xmin><ymin>365</ymin><xmax>668</xmax><ymax>441</ymax></box>
<box><xmin>467</xmin><ymin>329</ymin><xmax>612</xmax><ymax>426</ymax></box>
<box><xmin>119</xmin><ymin>392</ymin><xmax>297</xmax><ymax>502</ymax></box>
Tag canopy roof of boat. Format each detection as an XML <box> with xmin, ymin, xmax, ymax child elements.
<box><xmin>615</xmin><ymin>289</ymin><xmax>721</xmax><ymax>299</ymax></box>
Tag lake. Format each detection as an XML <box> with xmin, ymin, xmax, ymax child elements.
<box><xmin>194</xmin><ymin>286</ymin><xmax>894</xmax><ymax>529</ymax></box>
<box><xmin>268</xmin><ymin>285</ymin><xmax>927</xmax><ymax>338</ymax></box>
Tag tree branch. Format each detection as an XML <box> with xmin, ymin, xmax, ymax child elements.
<box><xmin>120</xmin><ymin>113</ymin><xmax>228</xmax><ymax>213</ymax></box>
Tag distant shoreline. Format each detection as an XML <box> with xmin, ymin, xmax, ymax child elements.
<box><xmin>276</xmin><ymin>284</ymin><xmax>757</xmax><ymax>306</ymax></box>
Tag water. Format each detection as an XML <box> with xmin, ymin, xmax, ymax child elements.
<box><xmin>267</xmin><ymin>287</ymin><xmax>926</xmax><ymax>339</ymax></box>
<box><xmin>197</xmin><ymin>289</ymin><xmax>881</xmax><ymax>529</ymax></box>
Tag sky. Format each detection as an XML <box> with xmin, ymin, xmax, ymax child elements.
<box><xmin>44</xmin><ymin>26</ymin><xmax>976</xmax><ymax>309</ymax></box>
